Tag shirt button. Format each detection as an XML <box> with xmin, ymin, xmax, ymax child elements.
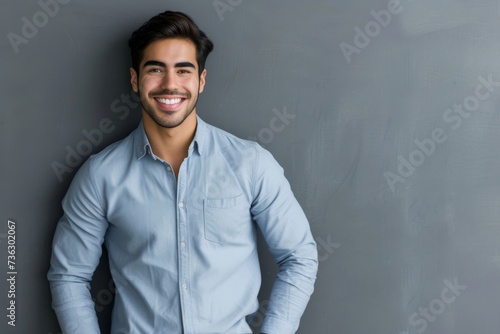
<box><xmin>182</xmin><ymin>284</ymin><xmax>187</xmax><ymax>289</ymax></box>
<box><xmin>166</xmin><ymin>166</ymin><xmax>172</xmax><ymax>172</ymax></box>
<box><xmin>178</xmin><ymin>202</ymin><xmax>184</xmax><ymax>208</ymax></box>
<box><xmin>180</xmin><ymin>242</ymin><xmax>186</xmax><ymax>248</ymax></box>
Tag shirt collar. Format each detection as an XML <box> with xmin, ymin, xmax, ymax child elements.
<box><xmin>134</xmin><ymin>115</ymin><xmax>207</xmax><ymax>160</ymax></box>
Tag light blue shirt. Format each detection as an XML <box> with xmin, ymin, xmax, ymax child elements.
<box><xmin>47</xmin><ymin>116</ymin><xmax>318</xmax><ymax>334</ymax></box>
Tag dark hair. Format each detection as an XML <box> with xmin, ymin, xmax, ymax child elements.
<box><xmin>128</xmin><ymin>11</ymin><xmax>214</xmax><ymax>75</ymax></box>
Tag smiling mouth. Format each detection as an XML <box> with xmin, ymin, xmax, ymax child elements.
<box><xmin>155</xmin><ymin>97</ymin><xmax>183</xmax><ymax>105</ymax></box>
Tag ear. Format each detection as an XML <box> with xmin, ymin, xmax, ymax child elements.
<box><xmin>130</xmin><ymin>67</ymin><xmax>138</xmax><ymax>93</ymax></box>
<box><xmin>198</xmin><ymin>69</ymin><xmax>207</xmax><ymax>94</ymax></box>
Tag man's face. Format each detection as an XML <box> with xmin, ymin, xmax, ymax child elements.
<box><xmin>130</xmin><ymin>38</ymin><xmax>206</xmax><ymax>128</ymax></box>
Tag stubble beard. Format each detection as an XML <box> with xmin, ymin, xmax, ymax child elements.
<box><xmin>139</xmin><ymin>85</ymin><xmax>200</xmax><ymax>129</ymax></box>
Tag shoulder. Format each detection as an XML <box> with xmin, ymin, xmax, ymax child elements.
<box><xmin>202</xmin><ymin>119</ymin><xmax>283</xmax><ymax>178</ymax></box>
<box><xmin>202</xmin><ymin>120</ymin><xmax>262</xmax><ymax>160</ymax></box>
<box><xmin>82</xmin><ymin>126</ymin><xmax>139</xmax><ymax>176</ymax></box>
<box><xmin>205</xmin><ymin>122</ymin><xmax>256</xmax><ymax>149</ymax></box>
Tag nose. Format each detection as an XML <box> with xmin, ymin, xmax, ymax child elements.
<box><xmin>160</xmin><ymin>70</ymin><xmax>178</xmax><ymax>90</ymax></box>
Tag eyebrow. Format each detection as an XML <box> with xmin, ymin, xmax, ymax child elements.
<box><xmin>143</xmin><ymin>60</ymin><xmax>196</xmax><ymax>69</ymax></box>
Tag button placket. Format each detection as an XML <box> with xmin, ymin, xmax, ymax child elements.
<box><xmin>176</xmin><ymin>158</ymin><xmax>192</xmax><ymax>332</ymax></box>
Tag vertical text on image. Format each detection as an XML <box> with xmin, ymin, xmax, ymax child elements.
<box><xmin>6</xmin><ymin>220</ymin><xmax>17</xmax><ymax>327</ymax></box>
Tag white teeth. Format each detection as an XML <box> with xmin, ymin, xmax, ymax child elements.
<box><xmin>156</xmin><ymin>98</ymin><xmax>182</xmax><ymax>105</ymax></box>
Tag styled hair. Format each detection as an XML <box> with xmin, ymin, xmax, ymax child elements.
<box><xmin>128</xmin><ymin>11</ymin><xmax>214</xmax><ymax>75</ymax></box>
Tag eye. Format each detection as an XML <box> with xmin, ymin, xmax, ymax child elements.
<box><xmin>178</xmin><ymin>69</ymin><xmax>191</xmax><ymax>74</ymax></box>
<box><xmin>148</xmin><ymin>68</ymin><xmax>162</xmax><ymax>73</ymax></box>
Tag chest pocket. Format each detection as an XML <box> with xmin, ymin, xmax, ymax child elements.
<box><xmin>203</xmin><ymin>194</ymin><xmax>250</xmax><ymax>245</ymax></box>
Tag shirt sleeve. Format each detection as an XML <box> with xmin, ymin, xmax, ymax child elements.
<box><xmin>47</xmin><ymin>157</ymin><xmax>108</xmax><ymax>334</ymax></box>
<box><xmin>250</xmin><ymin>145</ymin><xmax>319</xmax><ymax>334</ymax></box>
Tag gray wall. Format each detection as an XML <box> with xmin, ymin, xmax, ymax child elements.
<box><xmin>2</xmin><ymin>0</ymin><xmax>500</xmax><ymax>333</ymax></box>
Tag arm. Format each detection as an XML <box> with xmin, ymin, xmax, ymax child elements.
<box><xmin>47</xmin><ymin>158</ymin><xmax>108</xmax><ymax>334</ymax></box>
<box><xmin>250</xmin><ymin>146</ymin><xmax>318</xmax><ymax>334</ymax></box>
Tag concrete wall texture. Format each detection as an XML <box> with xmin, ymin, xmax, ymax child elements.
<box><xmin>2</xmin><ymin>0</ymin><xmax>500</xmax><ymax>333</ymax></box>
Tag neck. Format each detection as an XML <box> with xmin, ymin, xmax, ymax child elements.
<box><xmin>142</xmin><ymin>111</ymin><xmax>197</xmax><ymax>162</ymax></box>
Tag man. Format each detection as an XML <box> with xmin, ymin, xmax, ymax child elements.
<box><xmin>48</xmin><ymin>10</ymin><xmax>318</xmax><ymax>334</ymax></box>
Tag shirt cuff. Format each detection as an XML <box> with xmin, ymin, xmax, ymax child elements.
<box><xmin>260</xmin><ymin>315</ymin><xmax>297</xmax><ymax>334</ymax></box>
